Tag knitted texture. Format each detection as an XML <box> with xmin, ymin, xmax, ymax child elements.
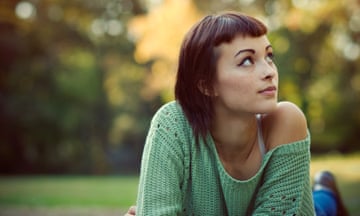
<box><xmin>136</xmin><ymin>101</ymin><xmax>315</xmax><ymax>215</ymax></box>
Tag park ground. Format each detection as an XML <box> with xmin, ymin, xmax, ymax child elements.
<box><xmin>0</xmin><ymin>153</ymin><xmax>359</xmax><ymax>216</ymax></box>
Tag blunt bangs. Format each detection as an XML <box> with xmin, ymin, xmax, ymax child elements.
<box><xmin>212</xmin><ymin>12</ymin><xmax>268</xmax><ymax>47</ymax></box>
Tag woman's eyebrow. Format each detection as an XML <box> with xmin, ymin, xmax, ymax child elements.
<box><xmin>234</xmin><ymin>49</ymin><xmax>255</xmax><ymax>57</ymax></box>
<box><xmin>234</xmin><ymin>45</ymin><xmax>272</xmax><ymax>57</ymax></box>
<box><xmin>266</xmin><ymin>45</ymin><xmax>272</xmax><ymax>51</ymax></box>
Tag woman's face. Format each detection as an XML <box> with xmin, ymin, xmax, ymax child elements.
<box><xmin>212</xmin><ymin>35</ymin><xmax>278</xmax><ymax>115</ymax></box>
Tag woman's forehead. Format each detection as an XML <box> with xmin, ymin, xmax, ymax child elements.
<box><xmin>215</xmin><ymin>35</ymin><xmax>271</xmax><ymax>55</ymax></box>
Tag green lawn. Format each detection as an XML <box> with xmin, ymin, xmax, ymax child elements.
<box><xmin>0</xmin><ymin>153</ymin><xmax>359</xmax><ymax>215</ymax></box>
<box><xmin>0</xmin><ymin>175</ymin><xmax>138</xmax><ymax>209</ymax></box>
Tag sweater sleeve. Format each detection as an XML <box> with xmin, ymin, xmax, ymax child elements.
<box><xmin>251</xmin><ymin>134</ymin><xmax>315</xmax><ymax>216</ymax></box>
<box><xmin>136</xmin><ymin>104</ymin><xmax>187</xmax><ymax>215</ymax></box>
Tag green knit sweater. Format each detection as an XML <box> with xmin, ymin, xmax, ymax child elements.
<box><xmin>136</xmin><ymin>101</ymin><xmax>315</xmax><ymax>215</ymax></box>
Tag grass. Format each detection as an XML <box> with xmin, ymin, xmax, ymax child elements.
<box><xmin>0</xmin><ymin>153</ymin><xmax>359</xmax><ymax>215</ymax></box>
<box><xmin>0</xmin><ymin>175</ymin><xmax>138</xmax><ymax>209</ymax></box>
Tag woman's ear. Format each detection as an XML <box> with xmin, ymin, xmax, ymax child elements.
<box><xmin>197</xmin><ymin>80</ymin><xmax>215</xmax><ymax>96</ymax></box>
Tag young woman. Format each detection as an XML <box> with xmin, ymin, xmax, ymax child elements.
<box><xmin>126</xmin><ymin>11</ymin><xmax>345</xmax><ymax>215</ymax></box>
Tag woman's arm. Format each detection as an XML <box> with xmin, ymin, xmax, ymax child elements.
<box><xmin>251</xmin><ymin>102</ymin><xmax>315</xmax><ymax>215</ymax></box>
<box><xmin>136</xmin><ymin>104</ymin><xmax>186</xmax><ymax>215</ymax></box>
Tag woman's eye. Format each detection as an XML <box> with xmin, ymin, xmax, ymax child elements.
<box><xmin>266</xmin><ymin>53</ymin><xmax>275</xmax><ymax>63</ymax></box>
<box><xmin>238</xmin><ymin>57</ymin><xmax>254</xmax><ymax>66</ymax></box>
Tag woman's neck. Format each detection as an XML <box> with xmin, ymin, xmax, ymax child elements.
<box><xmin>210</xmin><ymin>111</ymin><xmax>258</xmax><ymax>162</ymax></box>
<box><xmin>211</xmin><ymin>110</ymin><xmax>263</xmax><ymax>180</ymax></box>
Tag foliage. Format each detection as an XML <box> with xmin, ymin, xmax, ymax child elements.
<box><xmin>128</xmin><ymin>0</ymin><xmax>202</xmax><ymax>101</ymax></box>
<box><xmin>0</xmin><ymin>0</ymin><xmax>359</xmax><ymax>174</ymax></box>
<box><xmin>0</xmin><ymin>0</ymin><xmax>152</xmax><ymax>174</ymax></box>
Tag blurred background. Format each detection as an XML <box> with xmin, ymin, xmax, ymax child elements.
<box><xmin>1</xmin><ymin>0</ymin><xmax>359</xmax><ymax>175</ymax></box>
<box><xmin>1</xmin><ymin>0</ymin><xmax>360</xmax><ymax>214</ymax></box>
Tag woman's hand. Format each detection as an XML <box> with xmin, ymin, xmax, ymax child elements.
<box><xmin>124</xmin><ymin>205</ymin><xmax>136</xmax><ymax>216</ymax></box>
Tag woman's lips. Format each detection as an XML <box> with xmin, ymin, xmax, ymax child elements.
<box><xmin>258</xmin><ymin>86</ymin><xmax>277</xmax><ymax>96</ymax></box>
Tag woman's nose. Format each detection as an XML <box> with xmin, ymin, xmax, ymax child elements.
<box><xmin>261</xmin><ymin>61</ymin><xmax>276</xmax><ymax>80</ymax></box>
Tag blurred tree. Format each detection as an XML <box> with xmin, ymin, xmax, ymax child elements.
<box><xmin>269</xmin><ymin>0</ymin><xmax>360</xmax><ymax>152</ymax></box>
<box><xmin>0</xmin><ymin>0</ymin><xmax>152</xmax><ymax>174</ymax></box>
<box><xmin>128</xmin><ymin>0</ymin><xmax>202</xmax><ymax>101</ymax></box>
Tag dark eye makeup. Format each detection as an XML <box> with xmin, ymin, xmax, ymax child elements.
<box><xmin>237</xmin><ymin>56</ymin><xmax>254</xmax><ymax>66</ymax></box>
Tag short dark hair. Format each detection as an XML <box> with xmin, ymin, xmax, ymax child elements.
<box><xmin>175</xmin><ymin>11</ymin><xmax>268</xmax><ymax>144</ymax></box>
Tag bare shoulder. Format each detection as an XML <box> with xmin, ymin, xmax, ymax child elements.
<box><xmin>261</xmin><ymin>101</ymin><xmax>308</xmax><ymax>150</ymax></box>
